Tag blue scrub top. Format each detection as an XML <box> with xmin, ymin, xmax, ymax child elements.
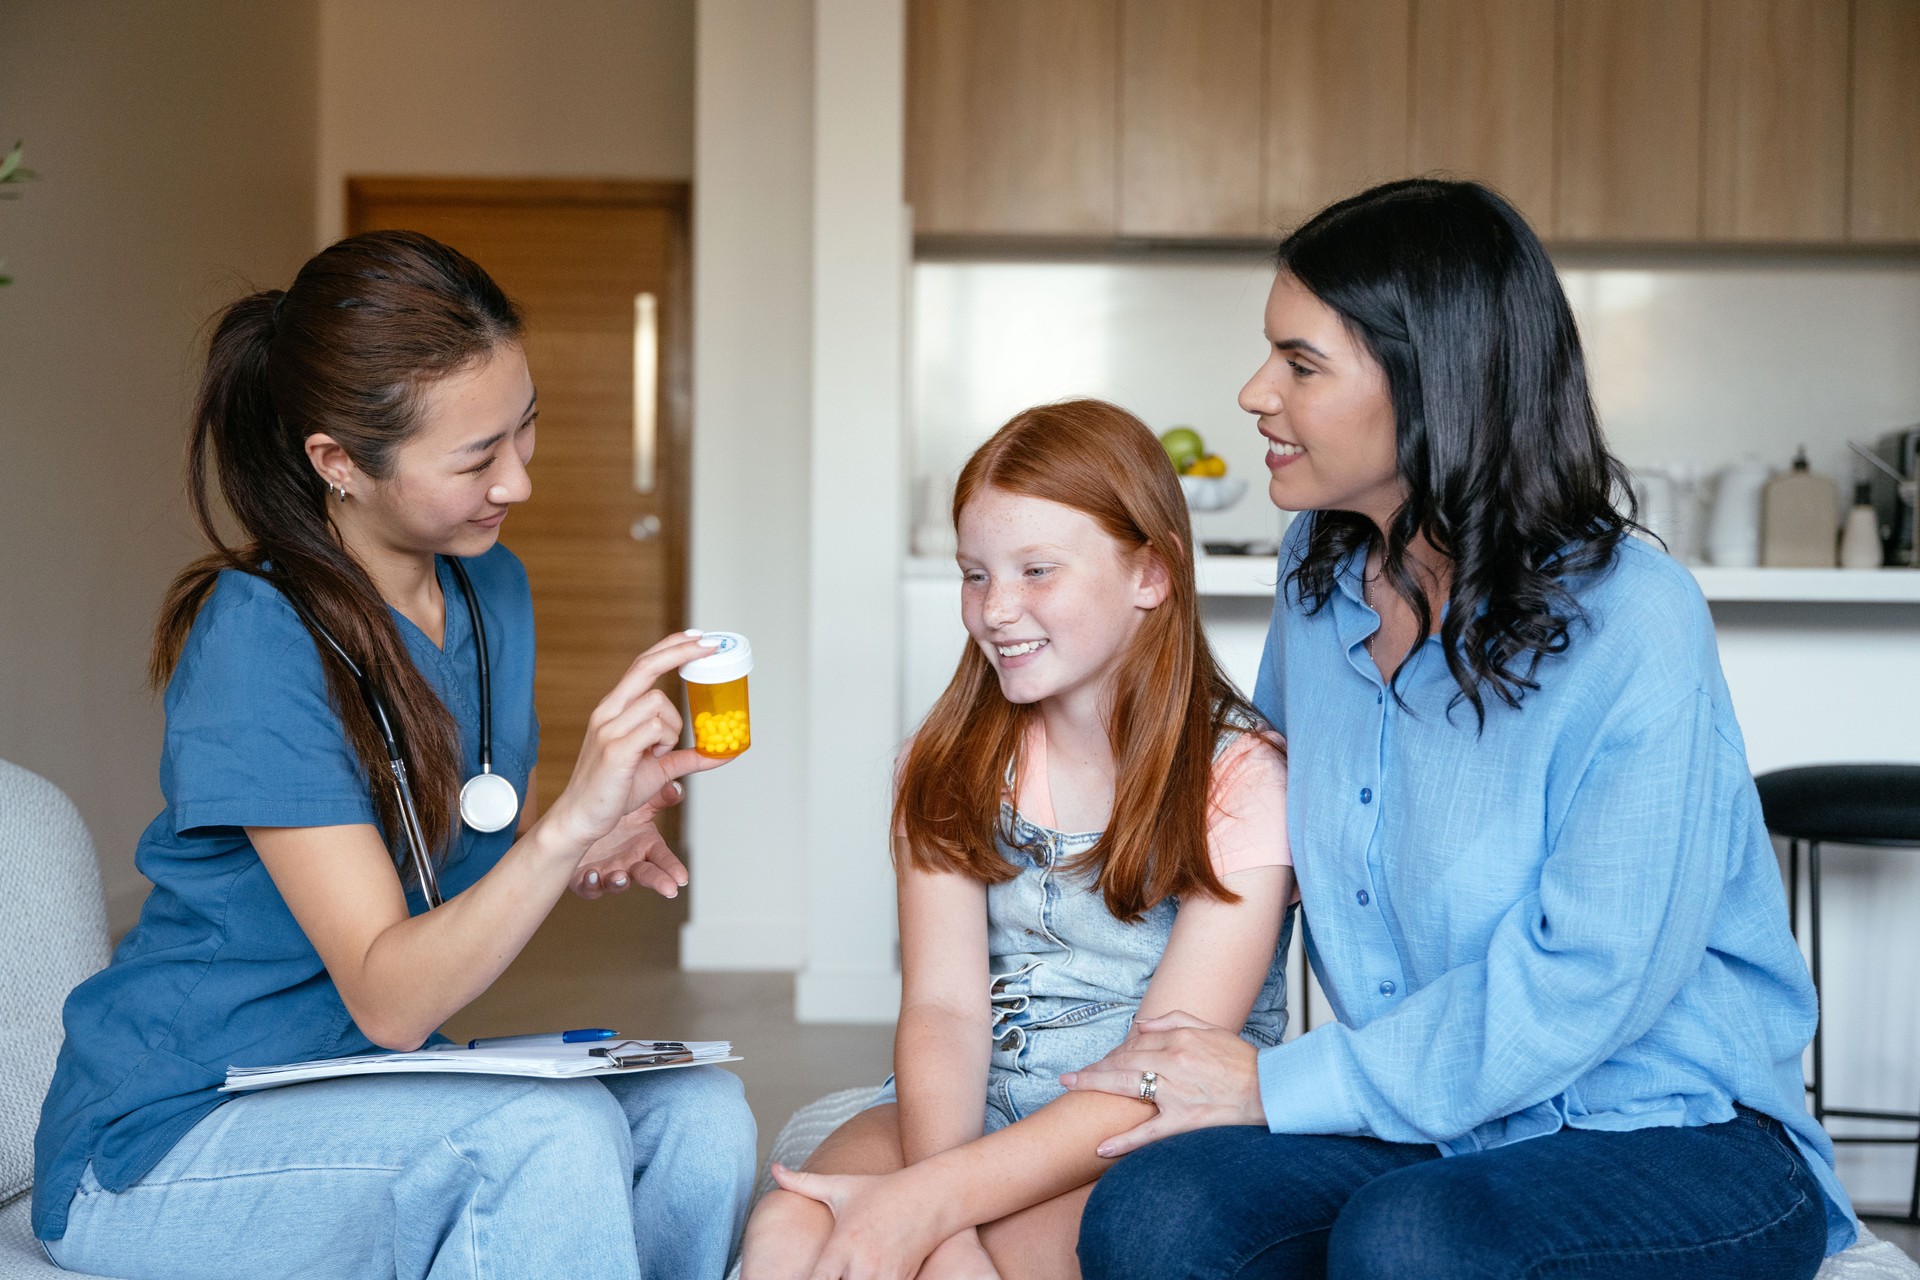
<box><xmin>32</xmin><ymin>546</ymin><xmax>538</xmax><ymax>1241</ymax></box>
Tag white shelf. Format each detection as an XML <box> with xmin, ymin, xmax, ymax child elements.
<box><xmin>1188</xmin><ymin>556</ymin><xmax>1920</xmax><ymax>604</ymax></box>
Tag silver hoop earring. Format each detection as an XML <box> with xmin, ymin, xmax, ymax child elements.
<box><xmin>328</xmin><ymin>482</ymin><xmax>348</xmax><ymax>503</ymax></box>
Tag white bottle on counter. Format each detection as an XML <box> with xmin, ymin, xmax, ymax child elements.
<box><xmin>1761</xmin><ymin>448</ymin><xmax>1838</xmax><ymax>568</ymax></box>
<box><xmin>1839</xmin><ymin>483</ymin><xmax>1884</xmax><ymax>569</ymax></box>
<box><xmin>1707</xmin><ymin>461</ymin><xmax>1773</xmax><ymax>568</ymax></box>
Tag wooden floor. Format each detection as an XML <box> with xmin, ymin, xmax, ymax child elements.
<box><xmin>440</xmin><ymin>888</ymin><xmax>895</xmax><ymax>1166</ymax></box>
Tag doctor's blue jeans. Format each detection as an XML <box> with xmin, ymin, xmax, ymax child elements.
<box><xmin>1077</xmin><ymin>1108</ymin><xmax>1829</xmax><ymax>1280</ymax></box>
<box><xmin>45</xmin><ymin>1067</ymin><xmax>756</xmax><ymax>1280</ymax></box>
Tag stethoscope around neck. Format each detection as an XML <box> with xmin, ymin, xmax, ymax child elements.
<box><xmin>284</xmin><ymin>557</ymin><xmax>518</xmax><ymax>909</ymax></box>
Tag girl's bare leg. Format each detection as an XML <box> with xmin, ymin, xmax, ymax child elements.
<box><xmin>740</xmin><ymin>1103</ymin><xmax>904</xmax><ymax>1280</ymax></box>
<box><xmin>979</xmin><ymin>1183</ymin><xmax>1095</xmax><ymax>1280</ymax></box>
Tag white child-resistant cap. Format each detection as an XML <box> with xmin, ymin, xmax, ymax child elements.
<box><xmin>680</xmin><ymin>632</ymin><xmax>752</xmax><ymax>684</ymax></box>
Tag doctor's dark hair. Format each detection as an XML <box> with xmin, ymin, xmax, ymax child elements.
<box><xmin>1277</xmin><ymin>178</ymin><xmax>1635</xmax><ymax>726</ymax></box>
<box><xmin>151</xmin><ymin>230</ymin><xmax>523</xmax><ymax>872</ymax></box>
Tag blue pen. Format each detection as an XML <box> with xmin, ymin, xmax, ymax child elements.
<box><xmin>467</xmin><ymin>1028</ymin><xmax>618</xmax><ymax>1050</ymax></box>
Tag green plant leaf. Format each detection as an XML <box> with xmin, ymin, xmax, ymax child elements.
<box><xmin>0</xmin><ymin>143</ymin><xmax>20</xmax><ymax>183</ymax></box>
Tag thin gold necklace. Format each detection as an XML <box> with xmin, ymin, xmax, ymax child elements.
<box><xmin>1364</xmin><ymin>559</ymin><xmax>1377</xmax><ymax>659</ymax></box>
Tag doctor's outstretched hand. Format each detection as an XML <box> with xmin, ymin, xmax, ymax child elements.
<box><xmin>1058</xmin><ymin>1010</ymin><xmax>1267</xmax><ymax>1158</ymax></box>
<box><xmin>535</xmin><ymin>631</ymin><xmax>732</xmax><ymax>896</ymax></box>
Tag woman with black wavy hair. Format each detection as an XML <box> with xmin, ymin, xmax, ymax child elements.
<box><xmin>1062</xmin><ymin>179</ymin><xmax>1856</xmax><ymax>1279</ymax></box>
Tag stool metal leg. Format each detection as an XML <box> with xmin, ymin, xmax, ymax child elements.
<box><xmin>1809</xmin><ymin>841</ymin><xmax>1824</xmax><ymax>1125</ymax></box>
<box><xmin>1788</xmin><ymin>838</ymin><xmax>1799</xmax><ymax>941</ymax></box>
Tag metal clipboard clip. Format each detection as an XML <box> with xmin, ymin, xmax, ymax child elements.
<box><xmin>590</xmin><ymin>1040</ymin><xmax>693</xmax><ymax>1068</ymax></box>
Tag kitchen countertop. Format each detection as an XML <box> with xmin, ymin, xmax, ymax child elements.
<box><xmin>906</xmin><ymin>555</ymin><xmax>1920</xmax><ymax>604</ymax></box>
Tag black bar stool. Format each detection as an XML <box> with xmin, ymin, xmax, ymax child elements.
<box><xmin>1757</xmin><ymin>763</ymin><xmax>1920</xmax><ymax>1224</ymax></box>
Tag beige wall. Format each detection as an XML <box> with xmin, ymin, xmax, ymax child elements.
<box><xmin>0</xmin><ymin>0</ymin><xmax>321</xmax><ymax>931</ymax></box>
<box><xmin>315</xmin><ymin>0</ymin><xmax>695</xmax><ymax>243</ymax></box>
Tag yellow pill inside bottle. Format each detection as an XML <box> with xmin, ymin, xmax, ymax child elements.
<box><xmin>680</xmin><ymin>632</ymin><xmax>753</xmax><ymax>759</ymax></box>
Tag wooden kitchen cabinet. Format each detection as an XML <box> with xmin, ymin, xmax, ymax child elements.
<box><xmin>1119</xmin><ymin>0</ymin><xmax>1267</xmax><ymax>237</ymax></box>
<box><xmin>1702</xmin><ymin>0</ymin><xmax>1851</xmax><ymax>242</ymax></box>
<box><xmin>906</xmin><ymin>0</ymin><xmax>1120</xmax><ymax>236</ymax></box>
<box><xmin>1556</xmin><ymin>0</ymin><xmax>1706</xmax><ymax>241</ymax></box>
<box><xmin>906</xmin><ymin>0</ymin><xmax>1914</xmax><ymax>247</ymax></box>
<box><xmin>1410</xmin><ymin>0</ymin><xmax>1558</xmax><ymax>232</ymax></box>
<box><xmin>1265</xmin><ymin>0</ymin><xmax>1411</xmax><ymax>230</ymax></box>
<box><xmin>1849</xmin><ymin>0</ymin><xmax>1920</xmax><ymax>243</ymax></box>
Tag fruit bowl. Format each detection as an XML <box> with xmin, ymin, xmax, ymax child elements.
<box><xmin>1179</xmin><ymin>474</ymin><xmax>1248</xmax><ymax>512</ymax></box>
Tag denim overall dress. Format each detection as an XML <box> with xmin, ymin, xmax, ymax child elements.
<box><xmin>874</xmin><ymin>727</ymin><xmax>1292</xmax><ymax>1134</ymax></box>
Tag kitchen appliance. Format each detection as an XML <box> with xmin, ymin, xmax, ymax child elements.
<box><xmin>1861</xmin><ymin>428</ymin><xmax>1920</xmax><ymax>566</ymax></box>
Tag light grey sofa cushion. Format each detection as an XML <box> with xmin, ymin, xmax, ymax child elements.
<box><xmin>0</xmin><ymin>761</ymin><xmax>109</xmax><ymax>1205</ymax></box>
<box><xmin>0</xmin><ymin>760</ymin><xmax>113</xmax><ymax>1276</ymax></box>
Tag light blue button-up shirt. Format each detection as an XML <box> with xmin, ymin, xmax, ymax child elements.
<box><xmin>1252</xmin><ymin>517</ymin><xmax>1855</xmax><ymax>1255</ymax></box>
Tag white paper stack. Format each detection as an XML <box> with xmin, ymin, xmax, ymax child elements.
<box><xmin>222</xmin><ymin>1039</ymin><xmax>738</xmax><ymax>1093</ymax></box>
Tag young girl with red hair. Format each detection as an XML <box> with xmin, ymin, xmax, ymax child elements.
<box><xmin>740</xmin><ymin>399</ymin><xmax>1295</xmax><ymax>1280</ymax></box>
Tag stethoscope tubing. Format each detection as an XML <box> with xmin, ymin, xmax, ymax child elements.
<box><xmin>282</xmin><ymin>556</ymin><xmax>493</xmax><ymax>910</ymax></box>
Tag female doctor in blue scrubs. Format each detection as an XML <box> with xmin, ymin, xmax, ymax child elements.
<box><xmin>33</xmin><ymin>230</ymin><xmax>755</xmax><ymax>1279</ymax></box>
<box><xmin>1064</xmin><ymin>181</ymin><xmax>1856</xmax><ymax>1278</ymax></box>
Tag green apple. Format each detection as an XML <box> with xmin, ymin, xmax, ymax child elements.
<box><xmin>1160</xmin><ymin>426</ymin><xmax>1205</xmax><ymax>471</ymax></box>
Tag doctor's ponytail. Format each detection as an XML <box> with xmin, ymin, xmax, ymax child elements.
<box><xmin>152</xmin><ymin>232</ymin><xmax>523</xmax><ymax>875</ymax></box>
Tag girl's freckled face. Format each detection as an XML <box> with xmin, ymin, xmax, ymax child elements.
<box><xmin>956</xmin><ymin>487</ymin><xmax>1154</xmax><ymax>710</ymax></box>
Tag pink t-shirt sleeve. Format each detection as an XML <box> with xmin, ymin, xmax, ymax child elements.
<box><xmin>1207</xmin><ymin>731</ymin><xmax>1292</xmax><ymax>878</ymax></box>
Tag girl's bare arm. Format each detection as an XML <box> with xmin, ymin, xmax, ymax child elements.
<box><xmin>893</xmin><ymin>857</ymin><xmax>995</xmax><ymax>1163</ymax></box>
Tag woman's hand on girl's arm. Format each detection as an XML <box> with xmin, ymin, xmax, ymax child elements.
<box><xmin>1058</xmin><ymin>1011</ymin><xmax>1266</xmax><ymax>1156</ymax></box>
<box><xmin>1057</xmin><ymin>862</ymin><xmax>1291</xmax><ymax>1153</ymax></box>
<box><xmin>251</xmin><ymin>631</ymin><xmax>725</xmax><ymax>1050</ymax></box>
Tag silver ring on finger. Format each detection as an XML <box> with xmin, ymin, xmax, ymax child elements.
<box><xmin>1138</xmin><ymin>1070</ymin><xmax>1158</xmax><ymax>1102</ymax></box>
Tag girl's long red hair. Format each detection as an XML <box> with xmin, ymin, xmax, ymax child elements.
<box><xmin>893</xmin><ymin>399</ymin><xmax>1275</xmax><ymax>923</ymax></box>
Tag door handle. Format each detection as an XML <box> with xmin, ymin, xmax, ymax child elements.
<box><xmin>633</xmin><ymin>292</ymin><xmax>658</xmax><ymax>495</ymax></box>
<box><xmin>630</xmin><ymin>514</ymin><xmax>662</xmax><ymax>542</ymax></box>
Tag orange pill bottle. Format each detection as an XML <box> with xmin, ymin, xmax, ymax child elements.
<box><xmin>681</xmin><ymin>632</ymin><xmax>753</xmax><ymax>758</ymax></box>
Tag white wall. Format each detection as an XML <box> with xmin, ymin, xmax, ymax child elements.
<box><xmin>315</xmin><ymin>0</ymin><xmax>695</xmax><ymax>244</ymax></box>
<box><xmin>680</xmin><ymin>0</ymin><xmax>817</xmax><ymax>974</ymax></box>
<box><xmin>0</xmin><ymin>0</ymin><xmax>320</xmax><ymax>932</ymax></box>
<box><xmin>798</xmin><ymin>0</ymin><xmax>909</xmax><ymax>1022</ymax></box>
<box><xmin>909</xmin><ymin>255</ymin><xmax>1920</xmax><ymax>547</ymax></box>
<box><xmin>681</xmin><ymin>0</ymin><xmax>911</xmax><ymax>1024</ymax></box>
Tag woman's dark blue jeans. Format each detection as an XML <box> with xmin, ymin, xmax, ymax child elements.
<box><xmin>1077</xmin><ymin>1109</ymin><xmax>1829</xmax><ymax>1279</ymax></box>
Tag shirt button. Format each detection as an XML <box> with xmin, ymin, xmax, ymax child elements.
<box><xmin>1360</xmin><ymin>787</ymin><xmax>1373</xmax><ymax>804</ymax></box>
<box><xmin>1376</xmin><ymin>693</ymin><xmax>1383</xmax><ymax>705</ymax></box>
<box><xmin>1379</xmin><ymin>980</ymin><xmax>1397</xmax><ymax>996</ymax></box>
<box><xmin>1356</xmin><ymin>889</ymin><xmax>1370</xmax><ymax>906</ymax></box>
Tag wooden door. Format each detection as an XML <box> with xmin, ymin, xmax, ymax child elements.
<box><xmin>1410</xmin><ymin>0</ymin><xmax>1558</xmax><ymax>232</ymax></box>
<box><xmin>1702</xmin><ymin>0</ymin><xmax>1850</xmax><ymax>242</ymax></box>
<box><xmin>1119</xmin><ymin>0</ymin><xmax>1267</xmax><ymax>237</ymax></box>
<box><xmin>1265</xmin><ymin>0</ymin><xmax>1412</xmax><ymax>230</ymax></box>
<box><xmin>1849</xmin><ymin>0</ymin><xmax>1920</xmax><ymax>243</ymax></box>
<box><xmin>1557</xmin><ymin>0</ymin><xmax>1706</xmax><ymax>241</ymax></box>
<box><xmin>907</xmin><ymin>0</ymin><xmax>1120</xmax><ymax>236</ymax></box>
<box><xmin>346</xmin><ymin>179</ymin><xmax>691</xmax><ymax>843</ymax></box>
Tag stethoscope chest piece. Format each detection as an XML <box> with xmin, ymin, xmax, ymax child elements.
<box><xmin>460</xmin><ymin>769</ymin><xmax>520</xmax><ymax>833</ymax></box>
